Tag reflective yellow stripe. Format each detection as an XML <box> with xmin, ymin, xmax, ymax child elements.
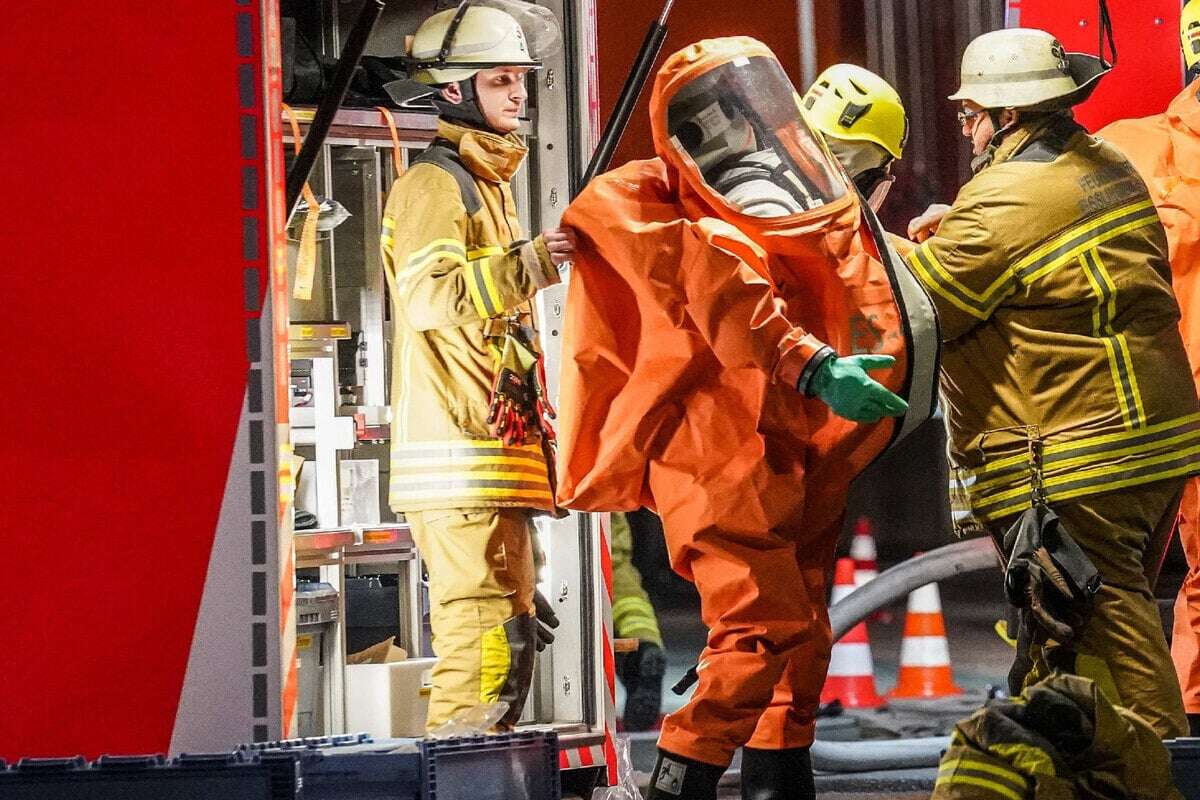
<box><xmin>938</xmin><ymin>757</ymin><xmax>1028</xmax><ymax>789</ymax></box>
<box><xmin>1080</xmin><ymin>253</ymin><xmax>1105</xmax><ymax>337</ymax></box>
<box><xmin>1099</xmin><ymin>338</ymin><xmax>1135</xmax><ymax>428</ymax></box>
<box><xmin>1090</xmin><ymin>250</ymin><xmax>1118</xmax><ymax>336</ymax></box>
<box><xmin>479</xmin><ymin>623</ymin><xmax>511</xmax><ymax>704</ymax></box>
<box><xmin>391</xmin><ymin>440</ymin><xmax>545</xmax><ymax>454</ymax></box>
<box><xmin>906</xmin><ymin>245</ymin><xmax>1008</xmax><ymax>321</ymax></box>
<box><xmin>1087</xmin><ymin>249</ymin><xmax>1144</xmax><ymax>427</ymax></box>
<box><xmin>390</xmin><ymin>486</ymin><xmax>554</xmax><ymax>502</ymax></box>
<box><xmin>467</xmin><ymin>246</ymin><xmax>508</xmax><ymax>314</ymax></box>
<box><xmin>968</xmin><ymin>423</ymin><xmax>1200</xmax><ymax>495</ymax></box>
<box><xmin>407</xmin><ymin>237</ymin><xmax>466</xmax><ymax>264</ymax></box>
<box><xmin>462</xmin><ymin>257</ymin><xmax>492</xmax><ymax>318</ymax></box>
<box><xmin>934</xmin><ymin>774</ymin><xmax>1024</xmax><ymax>800</ymax></box>
<box><xmin>477</xmin><ymin>255</ymin><xmax>504</xmax><ymax>315</ymax></box>
<box><xmin>1014</xmin><ymin>199</ymin><xmax>1158</xmax><ymax>284</ymax></box>
<box><xmin>987</xmin><ymin>744</ymin><xmax>1058</xmax><ymax>778</ymax></box>
<box><xmin>1078</xmin><ymin>249</ymin><xmax>1137</xmax><ymax>427</ymax></box>
<box><xmin>392</xmin><ymin>470</ymin><xmax>549</xmax><ymax>484</ymax></box>
<box><xmin>963</xmin><ymin>412</ymin><xmax>1200</xmax><ymax>481</ymax></box>
<box><xmin>613</xmin><ymin>597</ymin><xmax>662</xmax><ymax>644</ymax></box>
<box><xmin>975</xmin><ymin>441</ymin><xmax>1200</xmax><ymax>512</ymax></box>
<box><xmin>393</xmin><ymin>460</ymin><xmax>548</xmax><ymax>475</ymax></box>
<box><xmin>382</xmin><ymin>217</ymin><xmax>395</xmax><ymax>230</ymax></box>
<box><xmin>460</xmin><ymin>256</ymin><xmax>498</xmax><ymax>317</ymax></box>
<box><xmin>1114</xmin><ymin>333</ymin><xmax>1146</xmax><ymax>426</ymax></box>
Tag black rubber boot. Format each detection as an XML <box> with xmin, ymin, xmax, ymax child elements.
<box><xmin>620</xmin><ymin>642</ymin><xmax>666</xmax><ymax>731</ymax></box>
<box><xmin>1189</xmin><ymin>712</ymin><xmax>1200</xmax><ymax>737</ymax></box>
<box><xmin>739</xmin><ymin>746</ymin><xmax>815</xmax><ymax>800</ymax></box>
<box><xmin>645</xmin><ymin>748</ymin><xmax>726</xmax><ymax>800</ymax></box>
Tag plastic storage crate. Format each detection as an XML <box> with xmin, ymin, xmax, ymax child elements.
<box><xmin>1170</xmin><ymin>738</ymin><xmax>1200</xmax><ymax>800</ymax></box>
<box><xmin>420</xmin><ymin>731</ymin><xmax>561</xmax><ymax>800</ymax></box>
<box><xmin>246</xmin><ymin>729</ymin><xmax>560</xmax><ymax>800</ymax></box>
<box><xmin>0</xmin><ymin>752</ymin><xmax>293</xmax><ymax>800</ymax></box>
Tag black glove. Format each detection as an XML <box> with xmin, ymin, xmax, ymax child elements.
<box><xmin>533</xmin><ymin>590</ymin><xmax>560</xmax><ymax>652</ymax></box>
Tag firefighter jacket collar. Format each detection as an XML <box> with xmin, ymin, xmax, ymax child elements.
<box><xmin>974</xmin><ymin>113</ymin><xmax>1080</xmax><ymax>174</ymax></box>
<box><xmin>435</xmin><ymin>119</ymin><xmax>528</xmax><ymax>182</ymax></box>
<box><xmin>647</xmin><ymin>36</ymin><xmax>861</xmax><ymax>255</ymax></box>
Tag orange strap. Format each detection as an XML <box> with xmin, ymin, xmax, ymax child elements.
<box><xmin>377</xmin><ymin>106</ymin><xmax>405</xmax><ymax>179</ymax></box>
<box><xmin>281</xmin><ymin>103</ymin><xmax>320</xmax><ymax>301</ymax></box>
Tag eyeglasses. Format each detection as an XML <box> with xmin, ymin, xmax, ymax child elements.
<box><xmin>957</xmin><ymin>108</ymin><xmax>985</xmax><ymax>126</ymax></box>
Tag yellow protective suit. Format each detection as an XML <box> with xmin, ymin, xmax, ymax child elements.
<box><xmin>556</xmin><ymin>37</ymin><xmax>938</xmax><ymax>767</ymax></box>
<box><xmin>1100</xmin><ymin>81</ymin><xmax>1200</xmax><ymax>718</ymax></box>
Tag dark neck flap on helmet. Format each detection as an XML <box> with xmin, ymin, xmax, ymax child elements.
<box><xmin>432</xmin><ymin>75</ymin><xmax>494</xmax><ymax>132</ymax></box>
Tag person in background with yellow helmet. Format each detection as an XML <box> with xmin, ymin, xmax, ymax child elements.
<box><xmin>378</xmin><ymin>0</ymin><xmax>575</xmax><ymax>732</ymax></box>
<box><xmin>1098</xmin><ymin>0</ymin><xmax>1200</xmax><ymax>737</ymax></box>
<box><xmin>904</xmin><ymin>26</ymin><xmax>1198</xmax><ymax>740</ymax></box>
<box><xmin>801</xmin><ymin>63</ymin><xmax>908</xmax><ymax>212</ymax></box>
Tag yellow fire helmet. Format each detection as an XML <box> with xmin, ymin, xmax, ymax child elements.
<box><xmin>801</xmin><ymin>63</ymin><xmax>908</xmax><ymax>160</ymax></box>
<box><xmin>1182</xmin><ymin>0</ymin><xmax>1200</xmax><ymax>74</ymax></box>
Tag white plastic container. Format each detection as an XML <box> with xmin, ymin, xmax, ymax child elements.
<box><xmin>344</xmin><ymin>657</ymin><xmax>437</xmax><ymax>738</ymax></box>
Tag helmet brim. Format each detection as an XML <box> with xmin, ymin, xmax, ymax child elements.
<box><xmin>948</xmin><ymin>52</ymin><xmax>1110</xmax><ymax>111</ymax></box>
<box><xmin>1023</xmin><ymin>52</ymin><xmax>1110</xmax><ymax>111</ymax></box>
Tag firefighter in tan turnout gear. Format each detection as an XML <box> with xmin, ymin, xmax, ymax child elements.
<box><xmin>379</xmin><ymin>1</ymin><xmax>575</xmax><ymax>731</ymax></box>
<box><xmin>906</xmin><ymin>28</ymin><xmax>1200</xmax><ymax>740</ymax></box>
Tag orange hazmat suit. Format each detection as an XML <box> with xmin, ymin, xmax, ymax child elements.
<box><xmin>1100</xmin><ymin>80</ymin><xmax>1200</xmax><ymax>716</ymax></box>
<box><xmin>555</xmin><ymin>37</ymin><xmax>938</xmax><ymax>767</ymax></box>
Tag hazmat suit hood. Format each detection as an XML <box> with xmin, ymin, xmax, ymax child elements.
<box><xmin>648</xmin><ymin>37</ymin><xmax>864</xmax><ymax>258</ymax></box>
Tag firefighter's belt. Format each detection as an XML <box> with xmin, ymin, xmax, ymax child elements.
<box><xmin>1003</xmin><ymin>503</ymin><xmax>1102</xmax><ymax>644</ymax></box>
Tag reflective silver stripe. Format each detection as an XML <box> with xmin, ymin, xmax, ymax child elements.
<box><xmin>1014</xmin><ymin>203</ymin><xmax>1158</xmax><ymax>283</ymax></box>
<box><xmin>392</xmin><ymin>478</ymin><xmax>552</xmax><ymax>491</ymax></box>
<box><xmin>392</xmin><ymin>445</ymin><xmax>545</xmax><ymax>461</ymax></box>
<box><xmin>472</xmin><ymin>257</ymin><xmax>500</xmax><ymax>317</ymax></box>
<box><xmin>963</xmin><ymin>414</ymin><xmax>1200</xmax><ymax>486</ymax></box>
<box><xmin>960</xmin><ymin>67</ymin><xmax>1073</xmax><ymax>84</ymax></box>
<box><xmin>908</xmin><ymin>243</ymin><xmax>1011</xmax><ymax>320</ymax></box>
<box><xmin>884</xmin><ymin>234</ymin><xmax>940</xmax><ymax>444</ymax></box>
<box><xmin>393</xmin><ymin>461</ymin><xmax>549</xmax><ymax>478</ymax></box>
<box><xmin>976</xmin><ymin>446</ymin><xmax>1200</xmax><ymax>518</ymax></box>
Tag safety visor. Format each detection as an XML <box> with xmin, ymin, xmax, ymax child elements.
<box><xmin>406</xmin><ymin>0</ymin><xmax>561</xmax><ymax>73</ymax></box>
<box><xmin>666</xmin><ymin>55</ymin><xmax>846</xmax><ymax>218</ymax></box>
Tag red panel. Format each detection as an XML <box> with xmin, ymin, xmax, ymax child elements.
<box><xmin>596</xmin><ymin>1</ymin><xmax>802</xmax><ymax>167</ymax></box>
<box><xmin>0</xmin><ymin>2</ymin><xmax>270</xmax><ymax>759</ymax></box>
<box><xmin>1009</xmin><ymin>0</ymin><xmax>1184</xmax><ymax>130</ymax></box>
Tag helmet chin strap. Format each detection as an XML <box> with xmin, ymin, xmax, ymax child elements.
<box><xmin>432</xmin><ymin>74</ymin><xmax>499</xmax><ymax>132</ymax></box>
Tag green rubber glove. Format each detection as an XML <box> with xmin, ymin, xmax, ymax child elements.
<box><xmin>810</xmin><ymin>354</ymin><xmax>908</xmax><ymax>423</ymax></box>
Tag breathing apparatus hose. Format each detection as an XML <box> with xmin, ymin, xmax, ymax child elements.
<box><xmin>805</xmin><ymin>537</ymin><xmax>1001</xmax><ymax>773</ymax></box>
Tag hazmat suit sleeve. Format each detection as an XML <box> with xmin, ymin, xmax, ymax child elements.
<box><xmin>902</xmin><ymin>192</ymin><xmax>1016</xmax><ymax>342</ymax></box>
<box><xmin>680</xmin><ymin>221</ymin><xmax>832</xmax><ymax>393</ymax></box>
<box><xmin>383</xmin><ymin>165</ymin><xmax>559</xmax><ymax>332</ymax></box>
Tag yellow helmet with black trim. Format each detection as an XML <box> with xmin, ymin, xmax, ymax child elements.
<box><xmin>1182</xmin><ymin>0</ymin><xmax>1200</xmax><ymax>74</ymax></box>
<box><xmin>801</xmin><ymin>63</ymin><xmax>908</xmax><ymax>160</ymax></box>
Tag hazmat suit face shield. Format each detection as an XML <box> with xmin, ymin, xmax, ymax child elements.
<box><xmin>666</xmin><ymin>55</ymin><xmax>847</xmax><ymax>219</ymax></box>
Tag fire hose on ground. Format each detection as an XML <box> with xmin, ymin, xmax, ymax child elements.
<box><xmin>809</xmin><ymin>537</ymin><xmax>1001</xmax><ymax>773</ymax></box>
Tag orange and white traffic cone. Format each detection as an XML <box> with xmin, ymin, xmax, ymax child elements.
<box><xmin>850</xmin><ymin>517</ymin><xmax>892</xmax><ymax>623</ymax></box>
<box><xmin>850</xmin><ymin>517</ymin><xmax>878</xmax><ymax>588</ymax></box>
<box><xmin>820</xmin><ymin>558</ymin><xmax>885</xmax><ymax>709</ymax></box>
<box><xmin>888</xmin><ymin>581</ymin><xmax>963</xmax><ymax>699</ymax></box>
